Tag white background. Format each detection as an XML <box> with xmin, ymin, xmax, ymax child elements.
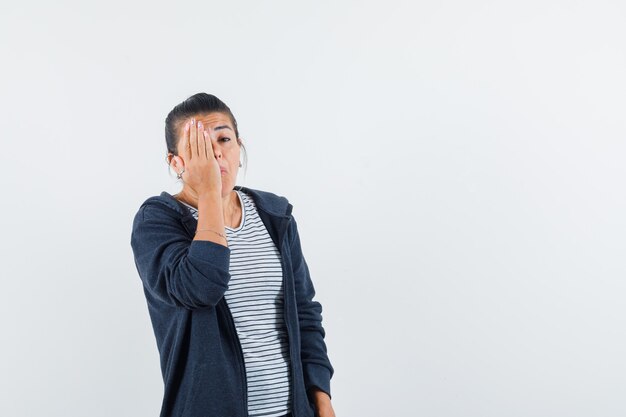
<box><xmin>1</xmin><ymin>1</ymin><xmax>625</xmax><ymax>416</ymax></box>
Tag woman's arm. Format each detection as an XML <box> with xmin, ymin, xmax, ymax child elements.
<box><xmin>288</xmin><ymin>215</ymin><xmax>335</xmax><ymax>400</ymax></box>
<box><xmin>130</xmin><ymin>202</ymin><xmax>231</xmax><ymax>310</ymax></box>
<box><xmin>310</xmin><ymin>388</ymin><xmax>336</xmax><ymax>417</ymax></box>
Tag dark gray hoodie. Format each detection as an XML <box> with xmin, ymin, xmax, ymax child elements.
<box><xmin>130</xmin><ymin>185</ymin><xmax>334</xmax><ymax>417</ymax></box>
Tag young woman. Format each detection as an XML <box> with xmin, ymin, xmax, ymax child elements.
<box><xmin>130</xmin><ymin>93</ymin><xmax>335</xmax><ymax>417</ymax></box>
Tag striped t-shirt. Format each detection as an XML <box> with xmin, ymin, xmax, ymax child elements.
<box><xmin>179</xmin><ymin>189</ymin><xmax>292</xmax><ymax>417</ymax></box>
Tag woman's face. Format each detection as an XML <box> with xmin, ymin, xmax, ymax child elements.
<box><xmin>174</xmin><ymin>112</ymin><xmax>241</xmax><ymax>195</ymax></box>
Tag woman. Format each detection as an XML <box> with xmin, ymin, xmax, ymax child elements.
<box><xmin>130</xmin><ymin>93</ymin><xmax>336</xmax><ymax>417</ymax></box>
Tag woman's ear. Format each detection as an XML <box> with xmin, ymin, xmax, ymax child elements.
<box><xmin>168</xmin><ymin>154</ymin><xmax>182</xmax><ymax>170</ymax></box>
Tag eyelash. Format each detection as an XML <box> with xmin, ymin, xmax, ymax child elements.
<box><xmin>219</xmin><ymin>137</ymin><xmax>231</xmax><ymax>142</ymax></box>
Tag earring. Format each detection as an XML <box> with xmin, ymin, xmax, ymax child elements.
<box><xmin>239</xmin><ymin>161</ymin><xmax>242</xmax><ymax>167</ymax></box>
<box><xmin>176</xmin><ymin>168</ymin><xmax>185</xmax><ymax>179</ymax></box>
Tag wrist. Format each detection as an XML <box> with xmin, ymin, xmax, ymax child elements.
<box><xmin>310</xmin><ymin>388</ymin><xmax>331</xmax><ymax>405</ymax></box>
<box><xmin>198</xmin><ymin>191</ymin><xmax>222</xmax><ymax>202</ymax></box>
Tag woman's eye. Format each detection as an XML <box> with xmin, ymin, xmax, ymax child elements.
<box><xmin>220</xmin><ymin>137</ymin><xmax>231</xmax><ymax>142</ymax></box>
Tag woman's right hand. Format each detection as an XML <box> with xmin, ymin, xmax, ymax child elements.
<box><xmin>179</xmin><ymin>117</ymin><xmax>223</xmax><ymax>197</ymax></box>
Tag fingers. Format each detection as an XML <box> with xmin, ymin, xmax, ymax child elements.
<box><xmin>181</xmin><ymin>119</ymin><xmax>191</xmax><ymax>161</ymax></box>
<box><xmin>205</xmin><ymin>127</ymin><xmax>217</xmax><ymax>159</ymax></box>
<box><xmin>190</xmin><ymin>118</ymin><xmax>198</xmax><ymax>158</ymax></box>
<box><xmin>181</xmin><ymin>117</ymin><xmax>217</xmax><ymax>162</ymax></box>
<box><xmin>198</xmin><ymin>121</ymin><xmax>208</xmax><ymax>159</ymax></box>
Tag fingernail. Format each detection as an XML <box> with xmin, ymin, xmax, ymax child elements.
<box><xmin>198</xmin><ymin>121</ymin><xmax>203</xmax><ymax>128</ymax></box>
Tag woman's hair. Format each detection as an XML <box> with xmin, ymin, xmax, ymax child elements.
<box><xmin>164</xmin><ymin>92</ymin><xmax>247</xmax><ymax>178</ymax></box>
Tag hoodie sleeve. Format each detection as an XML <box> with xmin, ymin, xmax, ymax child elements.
<box><xmin>130</xmin><ymin>203</ymin><xmax>231</xmax><ymax>310</ymax></box>
<box><xmin>288</xmin><ymin>215</ymin><xmax>335</xmax><ymax>400</ymax></box>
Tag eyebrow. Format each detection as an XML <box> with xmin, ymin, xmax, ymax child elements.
<box><xmin>213</xmin><ymin>125</ymin><xmax>233</xmax><ymax>132</ymax></box>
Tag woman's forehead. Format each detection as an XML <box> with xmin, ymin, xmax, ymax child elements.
<box><xmin>176</xmin><ymin>112</ymin><xmax>233</xmax><ymax>132</ymax></box>
<box><xmin>191</xmin><ymin>112</ymin><xmax>231</xmax><ymax>126</ymax></box>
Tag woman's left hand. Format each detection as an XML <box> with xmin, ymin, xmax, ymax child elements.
<box><xmin>311</xmin><ymin>389</ymin><xmax>336</xmax><ymax>417</ymax></box>
<box><xmin>315</xmin><ymin>402</ymin><xmax>336</xmax><ymax>417</ymax></box>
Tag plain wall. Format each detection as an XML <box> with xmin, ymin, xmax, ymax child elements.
<box><xmin>1</xmin><ymin>1</ymin><xmax>624</xmax><ymax>416</ymax></box>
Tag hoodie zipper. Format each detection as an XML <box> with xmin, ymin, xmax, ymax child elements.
<box><xmin>278</xmin><ymin>215</ymin><xmax>295</xmax><ymax>417</ymax></box>
<box><xmin>220</xmin><ymin>299</ymin><xmax>249</xmax><ymax>417</ymax></box>
<box><xmin>281</xmin><ymin>256</ymin><xmax>296</xmax><ymax>417</ymax></box>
